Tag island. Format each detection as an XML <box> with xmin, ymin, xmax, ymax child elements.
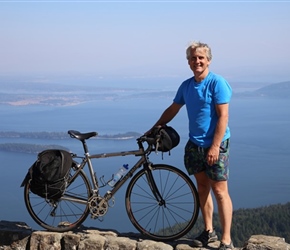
<box><xmin>0</xmin><ymin>131</ymin><xmax>142</xmax><ymax>154</ymax></box>
<box><xmin>0</xmin><ymin>143</ymin><xmax>69</xmax><ymax>154</ymax></box>
<box><xmin>0</xmin><ymin>131</ymin><xmax>142</xmax><ymax>140</ymax></box>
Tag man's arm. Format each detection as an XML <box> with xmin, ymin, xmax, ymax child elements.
<box><xmin>148</xmin><ymin>102</ymin><xmax>183</xmax><ymax>132</ymax></box>
<box><xmin>206</xmin><ymin>103</ymin><xmax>229</xmax><ymax>166</ymax></box>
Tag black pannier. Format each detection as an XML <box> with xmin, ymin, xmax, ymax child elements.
<box><xmin>23</xmin><ymin>149</ymin><xmax>72</xmax><ymax>200</ymax></box>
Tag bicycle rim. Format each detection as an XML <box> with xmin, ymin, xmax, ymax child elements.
<box><xmin>24</xmin><ymin>168</ymin><xmax>91</xmax><ymax>232</ymax></box>
<box><xmin>125</xmin><ymin>164</ymin><xmax>199</xmax><ymax>241</ymax></box>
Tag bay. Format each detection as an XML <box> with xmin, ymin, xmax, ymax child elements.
<box><xmin>0</xmin><ymin>96</ymin><xmax>289</xmax><ymax>233</ymax></box>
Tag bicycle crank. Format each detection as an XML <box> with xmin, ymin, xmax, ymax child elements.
<box><xmin>88</xmin><ymin>195</ymin><xmax>109</xmax><ymax>219</ymax></box>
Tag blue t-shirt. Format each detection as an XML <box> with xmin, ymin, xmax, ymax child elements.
<box><xmin>173</xmin><ymin>72</ymin><xmax>232</xmax><ymax>147</ymax></box>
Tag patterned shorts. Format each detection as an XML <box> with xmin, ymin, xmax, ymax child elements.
<box><xmin>184</xmin><ymin>139</ymin><xmax>230</xmax><ymax>181</ymax></box>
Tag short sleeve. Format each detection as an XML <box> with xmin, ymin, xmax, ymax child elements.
<box><xmin>173</xmin><ymin>78</ymin><xmax>192</xmax><ymax>105</ymax></box>
<box><xmin>214</xmin><ymin>77</ymin><xmax>232</xmax><ymax>104</ymax></box>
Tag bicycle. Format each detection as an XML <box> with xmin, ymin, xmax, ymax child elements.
<box><xmin>23</xmin><ymin>129</ymin><xmax>200</xmax><ymax>241</ymax></box>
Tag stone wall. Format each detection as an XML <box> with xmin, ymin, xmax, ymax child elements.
<box><xmin>0</xmin><ymin>221</ymin><xmax>289</xmax><ymax>250</ymax></box>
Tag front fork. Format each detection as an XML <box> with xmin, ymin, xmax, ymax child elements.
<box><xmin>145</xmin><ymin>163</ymin><xmax>166</xmax><ymax>207</ymax></box>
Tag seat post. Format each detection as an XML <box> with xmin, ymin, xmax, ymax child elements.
<box><xmin>81</xmin><ymin>140</ymin><xmax>89</xmax><ymax>154</ymax></box>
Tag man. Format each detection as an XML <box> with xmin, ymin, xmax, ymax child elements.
<box><xmin>149</xmin><ymin>42</ymin><xmax>234</xmax><ymax>250</ymax></box>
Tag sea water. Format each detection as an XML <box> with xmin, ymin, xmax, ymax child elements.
<box><xmin>0</xmin><ymin>96</ymin><xmax>289</xmax><ymax>233</ymax></box>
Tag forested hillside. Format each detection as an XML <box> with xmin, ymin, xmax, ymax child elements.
<box><xmin>235</xmin><ymin>81</ymin><xmax>290</xmax><ymax>98</ymax></box>
<box><xmin>186</xmin><ymin>202</ymin><xmax>290</xmax><ymax>247</ymax></box>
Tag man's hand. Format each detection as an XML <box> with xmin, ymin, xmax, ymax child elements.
<box><xmin>144</xmin><ymin>125</ymin><xmax>161</xmax><ymax>136</ymax></box>
<box><xmin>206</xmin><ymin>145</ymin><xmax>220</xmax><ymax>166</ymax></box>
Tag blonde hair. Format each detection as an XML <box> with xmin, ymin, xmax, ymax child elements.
<box><xmin>186</xmin><ymin>41</ymin><xmax>212</xmax><ymax>61</ymax></box>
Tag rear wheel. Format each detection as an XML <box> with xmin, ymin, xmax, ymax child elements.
<box><xmin>125</xmin><ymin>164</ymin><xmax>199</xmax><ymax>241</ymax></box>
<box><xmin>24</xmin><ymin>167</ymin><xmax>91</xmax><ymax>232</ymax></box>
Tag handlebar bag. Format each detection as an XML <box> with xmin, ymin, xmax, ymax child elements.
<box><xmin>157</xmin><ymin>126</ymin><xmax>180</xmax><ymax>152</ymax></box>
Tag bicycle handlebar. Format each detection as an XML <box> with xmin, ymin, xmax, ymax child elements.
<box><xmin>137</xmin><ymin>134</ymin><xmax>162</xmax><ymax>155</ymax></box>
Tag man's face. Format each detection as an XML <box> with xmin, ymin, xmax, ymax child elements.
<box><xmin>187</xmin><ymin>48</ymin><xmax>211</xmax><ymax>76</ymax></box>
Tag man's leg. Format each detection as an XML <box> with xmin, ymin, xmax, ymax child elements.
<box><xmin>195</xmin><ymin>171</ymin><xmax>214</xmax><ymax>231</ymax></box>
<box><xmin>211</xmin><ymin>179</ymin><xmax>233</xmax><ymax>245</ymax></box>
<box><xmin>184</xmin><ymin>140</ymin><xmax>218</xmax><ymax>247</ymax></box>
<box><xmin>191</xmin><ymin>172</ymin><xmax>218</xmax><ymax>247</ymax></box>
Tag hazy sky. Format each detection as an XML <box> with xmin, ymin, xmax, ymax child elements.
<box><xmin>1</xmin><ymin>0</ymin><xmax>290</xmax><ymax>83</ymax></box>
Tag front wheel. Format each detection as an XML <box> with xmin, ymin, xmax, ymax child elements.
<box><xmin>125</xmin><ymin>164</ymin><xmax>199</xmax><ymax>241</ymax></box>
<box><xmin>24</xmin><ymin>167</ymin><xmax>91</xmax><ymax>232</ymax></box>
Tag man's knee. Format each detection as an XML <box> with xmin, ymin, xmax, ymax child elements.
<box><xmin>211</xmin><ymin>181</ymin><xmax>229</xmax><ymax>200</ymax></box>
<box><xmin>195</xmin><ymin>172</ymin><xmax>210</xmax><ymax>187</ymax></box>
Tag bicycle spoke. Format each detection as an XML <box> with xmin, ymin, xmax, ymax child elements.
<box><xmin>126</xmin><ymin>164</ymin><xmax>199</xmax><ymax>241</ymax></box>
<box><xmin>24</xmin><ymin>169</ymin><xmax>91</xmax><ymax>232</ymax></box>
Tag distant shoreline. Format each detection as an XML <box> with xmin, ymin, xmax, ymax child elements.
<box><xmin>0</xmin><ymin>131</ymin><xmax>142</xmax><ymax>154</ymax></box>
<box><xmin>0</xmin><ymin>143</ymin><xmax>69</xmax><ymax>154</ymax></box>
<box><xmin>0</xmin><ymin>131</ymin><xmax>142</xmax><ymax>140</ymax></box>
<box><xmin>1</xmin><ymin>81</ymin><xmax>289</xmax><ymax>107</ymax></box>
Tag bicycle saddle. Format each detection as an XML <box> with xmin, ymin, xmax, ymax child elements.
<box><xmin>68</xmin><ymin>130</ymin><xmax>98</xmax><ymax>141</ymax></box>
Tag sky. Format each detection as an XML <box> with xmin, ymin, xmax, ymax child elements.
<box><xmin>1</xmin><ymin>0</ymin><xmax>290</xmax><ymax>84</ymax></box>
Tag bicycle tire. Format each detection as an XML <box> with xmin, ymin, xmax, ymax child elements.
<box><xmin>24</xmin><ymin>167</ymin><xmax>91</xmax><ymax>232</ymax></box>
<box><xmin>125</xmin><ymin>164</ymin><xmax>199</xmax><ymax>241</ymax></box>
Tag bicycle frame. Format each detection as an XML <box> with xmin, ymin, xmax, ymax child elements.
<box><xmin>80</xmin><ymin>150</ymin><xmax>148</xmax><ymax>196</ymax></box>
<box><xmin>63</xmin><ymin>133</ymin><xmax>163</xmax><ymax>206</ymax></box>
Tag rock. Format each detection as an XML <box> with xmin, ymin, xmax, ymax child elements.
<box><xmin>137</xmin><ymin>239</ymin><xmax>173</xmax><ymax>250</ymax></box>
<box><xmin>78</xmin><ymin>233</ymin><xmax>106</xmax><ymax>250</ymax></box>
<box><xmin>105</xmin><ymin>236</ymin><xmax>136</xmax><ymax>250</ymax></box>
<box><xmin>30</xmin><ymin>231</ymin><xmax>63</xmax><ymax>250</ymax></box>
<box><xmin>1</xmin><ymin>221</ymin><xmax>290</xmax><ymax>250</ymax></box>
<box><xmin>0</xmin><ymin>220</ymin><xmax>31</xmax><ymax>249</ymax></box>
<box><xmin>61</xmin><ymin>233</ymin><xmax>81</xmax><ymax>250</ymax></box>
<box><xmin>242</xmin><ymin>235</ymin><xmax>290</xmax><ymax>250</ymax></box>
